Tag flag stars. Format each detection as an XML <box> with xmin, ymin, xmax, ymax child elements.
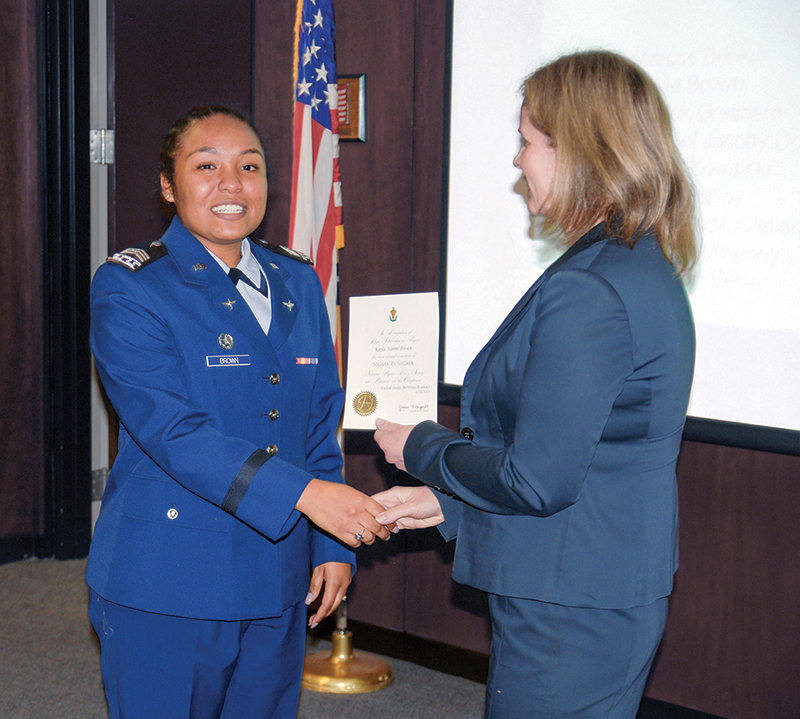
<box><xmin>295</xmin><ymin>1</ymin><xmax>335</xmax><ymax>128</ymax></box>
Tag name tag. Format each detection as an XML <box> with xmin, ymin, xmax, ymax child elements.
<box><xmin>206</xmin><ymin>355</ymin><xmax>251</xmax><ymax>367</ymax></box>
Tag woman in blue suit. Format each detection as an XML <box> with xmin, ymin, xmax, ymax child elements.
<box><xmin>374</xmin><ymin>52</ymin><xmax>697</xmax><ymax>718</ymax></box>
<box><xmin>88</xmin><ymin>105</ymin><xmax>389</xmax><ymax>719</ymax></box>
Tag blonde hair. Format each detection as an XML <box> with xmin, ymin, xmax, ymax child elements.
<box><xmin>522</xmin><ymin>51</ymin><xmax>697</xmax><ymax>274</ymax></box>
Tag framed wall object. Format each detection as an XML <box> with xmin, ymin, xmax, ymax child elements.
<box><xmin>337</xmin><ymin>74</ymin><xmax>366</xmax><ymax>142</ymax></box>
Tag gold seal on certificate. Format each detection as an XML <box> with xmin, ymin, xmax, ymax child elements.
<box><xmin>353</xmin><ymin>391</ymin><xmax>378</xmax><ymax>416</ymax></box>
<box><xmin>343</xmin><ymin>292</ymin><xmax>439</xmax><ymax>430</ymax></box>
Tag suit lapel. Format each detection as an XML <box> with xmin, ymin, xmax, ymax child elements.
<box><xmin>464</xmin><ymin>224</ymin><xmax>610</xmax><ymax>385</ymax></box>
<box><xmin>477</xmin><ymin>271</ymin><xmax>548</xmax><ymax>352</ymax></box>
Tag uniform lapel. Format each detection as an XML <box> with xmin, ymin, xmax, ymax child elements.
<box><xmin>163</xmin><ymin>218</ymin><xmax>277</xmax><ymax>358</ymax></box>
<box><xmin>252</xmin><ymin>244</ymin><xmax>299</xmax><ymax>352</ymax></box>
<box><xmin>206</xmin><ymin>268</ymin><xmax>274</xmax><ymax>355</ymax></box>
<box><xmin>162</xmin><ymin>219</ymin><xmax>303</xmax><ymax>358</ymax></box>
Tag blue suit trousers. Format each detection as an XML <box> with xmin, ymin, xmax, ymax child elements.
<box><xmin>89</xmin><ymin>591</ymin><xmax>306</xmax><ymax>719</ymax></box>
<box><xmin>485</xmin><ymin>595</ymin><xmax>668</xmax><ymax>719</ymax></box>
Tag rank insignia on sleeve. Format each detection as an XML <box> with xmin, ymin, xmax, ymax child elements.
<box><xmin>107</xmin><ymin>241</ymin><xmax>168</xmax><ymax>271</ymax></box>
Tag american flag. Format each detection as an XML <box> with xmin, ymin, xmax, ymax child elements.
<box><xmin>289</xmin><ymin>0</ymin><xmax>344</xmax><ymax>362</ymax></box>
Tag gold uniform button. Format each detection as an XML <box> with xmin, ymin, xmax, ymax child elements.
<box><xmin>269</xmin><ymin>409</ymin><xmax>279</xmax><ymax>421</ymax></box>
<box><xmin>167</xmin><ymin>508</ymin><xmax>179</xmax><ymax>520</ymax></box>
<box><xmin>267</xmin><ymin>444</ymin><xmax>278</xmax><ymax>456</ymax></box>
<box><xmin>269</xmin><ymin>373</ymin><xmax>280</xmax><ymax>385</ymax></box>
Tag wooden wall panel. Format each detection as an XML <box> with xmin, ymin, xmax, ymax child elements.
<box><xmin>408</xmin><ymin>0</ymin><xmax>450</xmax><ymax>296</ymax></box>
<box><xmin>252</xmin><ymin>0</ymin><xmax>295</xmax><ymax>249</ymax></box>
<box><xmin>112</xmin><ymin>0</ymin><xmax>252</xmax><ymax>253</ymax></box>
<box><xmin>403</xmin><ymin>404</ymin><xmax>492</xmax><ymax>653</ymax></box>
<box><xmin>333</xmin><ymin>0</ymin><xmax>419</xmax><ymax>631</ymax></box>
<box><xmin>646</xmin><ymin>442</ymin><xmax>800</xmax><ymax>719</ymax></box>
<box><xmin>0</xmin><ymin>0</ymin><xmax>44</xmax><ymax>552</ymax></box>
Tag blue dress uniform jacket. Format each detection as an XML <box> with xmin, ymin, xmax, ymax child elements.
<box><xmin>87</xmin><ymin>217</ymin><xmax>352</xmax><ymax>620</ymax></box>
<box><xmin>406</xmin><ymin>224</ymin><xmax>695</xmax><ymax>609</ymax></box>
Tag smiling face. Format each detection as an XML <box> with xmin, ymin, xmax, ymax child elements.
<box><xmin>160</xmin><ymin>114</ymin><xmax>268</xmax><ymax>264</ymax></box>
<box><xmin>513</xmin><ymin>104</ymin><xmax>557</xmax><ymax>216</ymax></box>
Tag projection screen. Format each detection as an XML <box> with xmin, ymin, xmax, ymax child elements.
<box><xmin>442</xmin><ymin>0</ymin><xmax>800</xmax><ymax>444</ymax></box>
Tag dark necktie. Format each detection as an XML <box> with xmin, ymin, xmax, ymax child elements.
<box><xmin>229</xmin><ymin>267</ymin><xmax>268</xmax><ymax>298</ymax></box>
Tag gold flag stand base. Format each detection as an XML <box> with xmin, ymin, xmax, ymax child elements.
<box><xmin>302</xmin><ymin>628</ymin><xmax>394</xmax><ymax>694</ymax></box>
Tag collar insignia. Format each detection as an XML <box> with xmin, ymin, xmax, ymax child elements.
<box><xmin>222</xmin><ymin>299</ymin><xmax>236</xmax><ymax>310</ymax></box>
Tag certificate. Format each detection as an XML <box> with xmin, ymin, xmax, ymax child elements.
<box><xmin>343</xmin><ymin>292</ymin><xmax>439</xmax><ymax>430</ymax></box>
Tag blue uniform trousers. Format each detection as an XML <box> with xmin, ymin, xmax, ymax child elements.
<box><xmin>485</xmin><ymin>594</ymin><xmax>668</xmax><ymax>719</ymax></box>
<box><xmin>89</xmin><ymin>590</ymin><xmax>306</xmax><ymax>719</ymax></box>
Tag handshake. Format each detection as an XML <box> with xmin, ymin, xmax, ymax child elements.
<box><xmin>295</xmin><ymin>480</ymin><xmax>443</xmax><ymax>548</ymax></box>
<box><xmin>295</xmin><ymin>419</ymin><xmax>443</xmax><ymax>548</ymax></box>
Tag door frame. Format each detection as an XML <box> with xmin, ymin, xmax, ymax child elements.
<box><xmin>38</xmin><ymin>0</ymin><xmax>93</xmax><ymax>560</ymax></box>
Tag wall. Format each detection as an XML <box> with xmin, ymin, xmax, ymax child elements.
<box><xmin>111</xmin><ymin>0</ymin><xmax>253</xmax><ymax>253</ymax></box>
<box><xmin>258</xmin><ymin>5</ymin><xmax>800</xmax><ymax>719</ymax></box>
<box><xmin>0</xmin><ymin>0</ymin><xmax>45</xmax><ymax>559</ymax></box>
<box><xmin>647</xmin><ymin>442</ymin><xmax>800</xmax><ymax>719</ymax></box>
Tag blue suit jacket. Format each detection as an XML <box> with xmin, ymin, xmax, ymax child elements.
<box><xmin>87</xmin><ymin>217</ymin><xmax>352</xmax><ymax>620</ymax></box>
<box><xmin>406</xmin><ymin>224</ymin><xmax>695</xmax><ymax>609</ymax></box>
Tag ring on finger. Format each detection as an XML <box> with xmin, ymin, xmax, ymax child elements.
<box><xmin>354</xmin><ymin>528</ymin><xmax>366</xmax><ymax>542</ymax></box>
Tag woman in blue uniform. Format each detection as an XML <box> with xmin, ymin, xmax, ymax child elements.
<box><xmin>373</xmin><ymin>51</ymin><xmax>698</xmax><ymax>718</ymax></box>
<box><xmin>88</xmin><ymin>105</ymin><xmax>389</xmax><ymax>719</ymax></box>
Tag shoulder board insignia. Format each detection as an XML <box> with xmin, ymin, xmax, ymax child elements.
<box><xmin>253</xmin><ymin>238</ymin><xmax>313</xmax><ymax>266</ymax></box>
<box><xmin>106</xmin><ymin>241</ymin><xmax>168</xmax><ymax>272</ymax></box>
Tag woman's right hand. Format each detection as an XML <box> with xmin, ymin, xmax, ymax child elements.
<box><xmin>295</xmin><ymin>479</ymin><xmax>391</xmax><ymax>547</ymax></box>
<box><xmin>372</xmin><ymin>486</ymin><xmax>444</xmax><ymax>531</ymax></box>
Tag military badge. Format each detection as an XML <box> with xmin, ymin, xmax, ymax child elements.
<box><xmin>218</xmin><ymin>333</ymin><xmax>234</xmax><ymax>350</ymax></box>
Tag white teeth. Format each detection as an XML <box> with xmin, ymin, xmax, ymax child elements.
<box><xmin>212</xmin><ymin>204</ymin><xmax>245</xmax><ymax>214</ymax></box>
